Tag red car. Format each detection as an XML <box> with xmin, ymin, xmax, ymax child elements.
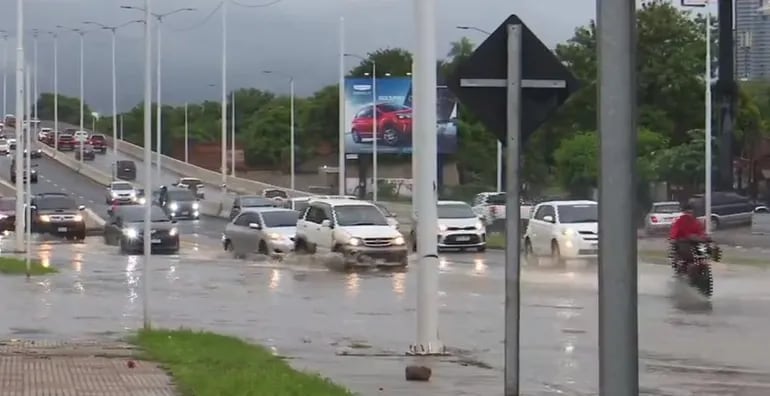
<box><xmin>350</xmin><ymin>103</ymin><xmax>412</xmax><ymax>146</ymax></box>
<box><xmin>89</xmin><ymin>134</ymin><xmax>107</xmax><ymax>153</ymax></box>
<box><xmin>57</xmin><ymin>134</ymin><xmax>75</xmax><ymax>151</ymax></box>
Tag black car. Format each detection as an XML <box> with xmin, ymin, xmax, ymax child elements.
<box><xmin>30</xmin><ymin>192</ymin><xmax>86</xmax><ymax>240</ymax></box>
<box><xmin>23</xmin><ymin>148</ymin><xmax>43</xmax><ymax>159</ymax></box>
<box><xmin>103</xmin><ymin>205</ymin><xmax>179</xmax><ymax>254</ymax></box>
<box><xmin>689</xmin><ymin>191</ymin><xmax>764</xmax><ymax>230</ymax></box>
<box><xmin>229</xmin><ymin>195</ymin><xmax>277</xmax><ymax>220</ymax></box>
<box><xmin>156</xmin><ymin>186</ymin><xmax>200</xmax><ymax>219</ymax></box>
<box><xmin>115</xmin><ymin>160</ymin><xmax>136</xmax><ymax>181</ymax></box>
<box><xmin>0</xmin><ymin>197</ymin><xmax>16</xmax><ymax>232</ymax></box>
<box><xmin>10</xmin><ymin>157</ymin><xmax>38</xmax><ymax>183</ymax></box>
<box><xmin>74</xmin><ymin>144</ymin><xmax>96</xmax><ymax>161</ymax></box>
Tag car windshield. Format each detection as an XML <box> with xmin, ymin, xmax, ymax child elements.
<box><xmin>652</xmin><ymin>203</ymin><xmax>680</xmax><ymax>213</ymax></box>
<box><xmin>0</xmin><ymin>198</ymin><xmax>15</xmax><ymax>210</ymax></box>
<box><xmin>486</xmin><ymin>193</ymin><xmax>506</xmax><ymax>205</ymax></box>
<box><xmin>91</xmin><ymin>135</ymin><xmax>105</xmax><ymax>140</ymax></box>
<box><xmin>120</xmin><ymin>206</ymin><xmax>170</xmax><ymax>222</ymax></box>
<box><xmin>111</xmin><ymin>182</ymin><xmax>133</xmax><ymax>190</ymax></box>
<box><xmin>438</xmin><ymin>203</ymin><xmax>475</xmax><ymax>219</ymax></box>
<box><xmin>334</xmin><ymin>204</ymin><xmax>388</xmax><ymax>226</ymax></box>
<box><xmin>558</xmin><ymin>204</ymin><xmax>598</xmax><ymax>223</ymax></box>
<box><xmin>241</xmin><ymin>197</ymin><xmax>273</xmax><ymax>207</ymax></box>
<box><xmin>35</xmin><ymin>197</ymin><xmax>77</xmax><ymax>210</ymax></box>
<box><xmin>167</xmin><ymin>190</ymin><xmax>195</xmax><ymax>201</ymax></box>
<box><xmin>264</xmin><ymin>190</ymin><xmax>288</xmax><ymax>199</ymax></box>
<box><xmin>261</xmin><ymin>210</ymin><xmax>299</xmax><ymax>227</ymax></box>
<box><xmin>373</xmin><ymin>202</ymin><xmax>394</xmax><ymax>216</ymax></box>
<box><xmin>292</xmin><ymin>200</ymin><xmax>309</xmax><ymax>212</ymax></box>
<box><xmin>378</xmin><ymin>103</ymin><xmax>410</xmax><ymax>112</ymax></box>
<box><xmin>181</xmin><ymin>179</ymin><xmax>202</xmax><ymax>185</ymax></box>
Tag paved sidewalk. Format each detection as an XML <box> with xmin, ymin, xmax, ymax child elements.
<box><xmin>0</xmin><ymin>340</ymin><xmax>176</xmax><ymax>395</ymax></box>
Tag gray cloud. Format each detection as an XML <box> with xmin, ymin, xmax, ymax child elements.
<box><xmin>0</xmin><ymin>0</ymin><xmax>595</xmax><ymax>115</ymax></box>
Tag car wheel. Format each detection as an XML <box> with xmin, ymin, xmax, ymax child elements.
<box><xmin>383</xmin><ymin>126</ymin><xmax>401</xmax><ymax>146</ymax></box>
<box><xmin>398</xmin><ymin>254</ymin><xmax>409</xmax><ymax>267</ymax></box>
<box><xmin>119</xmin><ymin>239</ymin><xmax>129</xmax><ymax>254</ymax></box>
<box><xmin>410</xmin><ymin>231</ymin><xmax>417</xmax><ymax>252</ymax></box>
<box><xmin>223</xmin><ymin>239</ymin><xmax>232</xmax><ymax>252</ymax></box>
<box><xmin>352</xmin><ymin>129</ymin><xmax>362</xmax><ymax>143</ymax></box>
<box><xmin>477</xmin><ymin>244</ymin><xmax>486</xmax><ymax>252</ymax></box>
<box><xmin>551</xmin><ymin>240</ymin><xmax>564</xmax><ymax>266</ymax></box>
<box><xmin>294</xmin><ymin>238</ymin><xmax>308</xmax><ymax>254</ymax></box>
<box><xmin>258</xmin><ymin>240</ymin><xmax>268</xmax><ymax>255</ymax></box>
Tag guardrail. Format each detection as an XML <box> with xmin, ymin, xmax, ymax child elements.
<box><xmin>37</xmin><ymin>143</ymin><xmax>233</xmax><ymax>219</ymax></box>
<box><xmin>106</xmin><ymin>137</ymin><xmax>314</xmax><ymax>198</ymax></box>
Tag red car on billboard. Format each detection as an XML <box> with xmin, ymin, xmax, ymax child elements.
<box><xmin>350</xmin><ymin>103</ymin><xmax>412</xmax><ymax>147</ymax></box>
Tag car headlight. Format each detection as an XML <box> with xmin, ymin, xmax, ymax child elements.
<box><xmin>562</xmin><ymin>228</ymin><xmax>576</xmax><ymax>237</ymax></box>
<box><xmin>438</xmin><ymin>224</ymin><xmax>448</xmax><ymax>232</ymax></box>
<box><xmin>169</xmin><ymin>202</ymin><xmax>178</xmax><ymax>211</ymax></box>
<box><xmin>111</xmin><ymin>192</ymin><xmax>119</xmax><ymax>197</ymax></box>
<box><xmin>129</xmin><ymin>191</ymin><xmax>136</xmax><ymax>197</ymax></box>
<box><xmin>393</xmin><ymin>236</ymin><xmax>405</xmax><ymax>245</ymax></box>
<box><xmin>73</xmin><ymin>215</ymin><xmax>83</xmax><ymax>222</ymax></box>
<box><xmin>169</xmin><ymin>227</ymin><xmax>178</xmax><ymax>236</ymax></box>
<box><xmin>475</xmin><ymin>221</ymin><xmax>484</xmax><ymax>230</ymax></box>
<box><xmin>137</xmin><ymin>197</ymin><xmax>146</xmax><ymax>205</ymax></box>
<box><xmin>192</xmin><ymin>202</ymin><xmax>199</xmax><ymax>210</ymax></box>
<box><xmin>348</xmin><ymin>237</ymin><xmax>361</xmax><ymax>246</ymax></box>
<box><xmin>268</xmin><ymin>232</ymin><xmax>281</xmax><ymax>240</ymax></box>
<box><xmin>39</xmin><ymin>215</ymin><xmax>51</xmax><ymax>222</ymax></box>
<box><xmin>123</xmin><ymin>228</ymin><xmax>138</xmax><ymax>239</ymax></box>
<box><xmin>0</xmin><ymin>214</ymin><xmax>7</xmax><ymax>220</ymax></box>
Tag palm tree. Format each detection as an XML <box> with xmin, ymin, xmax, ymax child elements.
<box><xmin>447</xmin><ymin>37</ymin><xmax>475</xmax><ymax>61</ymax></box>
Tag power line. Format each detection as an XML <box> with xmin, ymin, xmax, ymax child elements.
<box><xmin>165</xmin><ymin>1</ymin><xmax>224</xmax><ymax>32</ymax></box>
<box><xmin>231</xmin><ymin>0</ymin><xmax>285</xmax><ymax>8</ymax></box>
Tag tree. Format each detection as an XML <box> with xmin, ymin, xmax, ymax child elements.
<box><xmin>37</xmin><ymin>93</ymin><xmax>96</xmax><ymax>127</ymax></box>
<box><xmin>348</xmin><ymin>48</ymin><xmax>413</xmax><ymax>77</ymax></box>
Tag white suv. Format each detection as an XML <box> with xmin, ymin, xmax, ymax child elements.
<box><xmin>295</xmin><ymin>199</ymin><xmax>408</xmax><ymax>268</ymax></box>
<box><xmin>523</xmin><ymin>200</ymin><xmax>598</xmax><ymax>264</ymax></box>
<box><xmin>411</xmin><ymin>200</ymin><xmax>486</xmax><ymax>252</ymax></box>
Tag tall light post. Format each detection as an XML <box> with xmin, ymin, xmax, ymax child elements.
<box><xmin>141</xmin><ymin>0</ymin><xmax>153</xmax><ymax>330</ymax></box>
<box><xmin>32</xmin><ymin>30</ymin><xmax>39</xmax><ymax>139</ymax></box>
<box><xmin>14</xmin><ymin>0</ymin><xmax>25</xmax><ymax>254</ymax></box>
<box><xmin>57</xmin><ymin>26</ymin><xmax>87</xmax><ymax>163</ymax></box>
<box><xmin>82</xmin><ymin>19</ymin><xmax>143</xmax><ymax>172</ymax></box>
<box><xmin>344</xmin><ymin>54</ymin><xmax>378</xmax><ymax>200</ymax></box>
<box><xmin>121</xmin><ymin>6</ymin><xmax>195</xmax><ymax>178</ymax></box>
<box><xmin>221</xmin><ymin>0</ymin><xmax>228</xmax><ymax>195</ymax></box>
<box><xmin>1</xmin><ymin>30</ymin><xmax>7</xmax><ymax>118</ymax></box>
<box><xmin>24</xmin><ymin>61</ymin><xmax>32</xmax><ymax>273</ymax></box>
<box><xmin>41</xmin><ymin>30</ymin><xmax>60</xmax><ymax>152</ymax></box>
<box><xmin>184</xmin><ymin>102</ymin><xmax>189</xmax><ymax>163</ymax></box>
<box><xmin>338</xmin><ymin>17</ymin><xmax>345</xmax><ymax>195</ymax></box>
<box><xmin>263</xmin><ymin>70</ymin><xmax>296</xmax><ymax>189</ymax></box>
<box><xmin>456</xmin><ymin>25</ymin><xmax>500</xmax><ymax>191</ymax></box>
<box><xmin>230</xmin><ymin>91</ymin><xmax>235</xmax><ymax>177</ymax></box>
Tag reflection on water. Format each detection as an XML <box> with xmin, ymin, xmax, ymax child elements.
<box><xmin>71</xmin><ymin>252</ymin><xmax>84</xmax><ymax>273</ymax></box>
<box><xmin>346</xmin><ymin>272</ymin><xmax>360</xmax><ymax>296</ymax></box>
<box><xmin>473</xmin><ymin>258</ymin><xmax>487</xmax><ymax>276</ymax></box>
<box><xmin>392</xmin><ymin>272</ymin><xmax>406</xmax><ymax>296</ymax></box>
<box><xmin>125</xmin><ymin>256</ymin><xmax>139</xmax><ymax>305</ymax></box>
<box><xmin>34</xmin><ymin>277</ymin><xmax>53</xmax><ymax>320</ymax></box>
<box><xmin>269</xmin><ymin>269</ymin><xmax>281</xmax><ymax>290</ymax></box>
<box><xmin>439</xmin><ymin>256</ymin><xmax>449</xmax><ymax>271</ymax></box>
<box><xmin>166</xmin><ymin>264</ymin><xmax>179</xmax><ymax>283</ymax></box>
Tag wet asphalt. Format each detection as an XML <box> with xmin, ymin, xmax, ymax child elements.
<box><xmin>1</xmin><ymin>233</ymin><xmax>769</xmax><ymax>395</ymax></box>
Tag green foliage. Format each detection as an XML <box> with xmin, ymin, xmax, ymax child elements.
<box><xmin>652</xmin><ymin>129</ymin><xmax>707</xmax><ymax>187</ymax></box>
<box><xmin>348</xmin><ymin>48</ymin><xmax>412</xmax><ymax>77</ymax></box>
<box><xmin>37</xmin><ymin>93</ymin><xmax>96</xmax><ymax>127</ymax></box>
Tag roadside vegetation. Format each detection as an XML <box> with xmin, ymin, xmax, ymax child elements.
<box><xmin>0</xmin><ymin>257</ymin><xmax>57</xmax><ymax>275</ymax></box>
<box><xmin>133</xmin><ymin>329</ymin><xmax>353</xmax><ymax>396</ymax></box>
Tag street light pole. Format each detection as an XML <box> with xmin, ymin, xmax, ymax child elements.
<box><xmin>221</xmin><ymin>0</ymin><xmax>228</xmax><ymax>194</ymax></box>
<box><xmin>14</xmin><ymin>0</ymin><xmax>25</xmax><ymax>254</ymax></box>
<box><xmin>141</xmin><ymin>0</ymin><xmax>153</xmax><ymax>330</ymax></box>
<box><xmin>33</xmin><ymin>30</ymin><xmax>38</xmax><ymax>138</ymax></box>
<box><xmin>371</xmin><ymin>62</ymin><xmax>377</xmax><ymax>201</ymax></box>
<box><xmin>184</xmin><ymin>102</ymin><xmax>188</xmax><ymax>163</ymax></box>
<box><xmin>263</xmin><ymin>70</ymin><xmax>296</xmax><ymax>189</ymax></box>
<box><xmin>1</xmin><ymin>31</ymin><xmax>7</xmax><ymax>118</ymax></box>
<box><xmin>231</xmin><ymin>91</ymin><xmax>235</xmax><ymax>177</ymax></box>
<box><xmin>338</xmin><ymin>16</ymin><xmax>345</xmax><ymax>195</ymax></box>
<box><xmin>155</xmin><ymin>15</ymin><xmax>162</xmax><ymax>178</ymax></box>
<box><xmin>52</xmin><ymin>32</ymin><xmax>59</xmax><ymax>152</ymax></box>
<box><xmin>24</xmin><ymin>61</ymin><xmax>31</xmax><ymax>274</ymax></box>
<box><xmin>705</xmin><ymin>6</ymin><xmax>713</xmax><ymax>233</ymax></box>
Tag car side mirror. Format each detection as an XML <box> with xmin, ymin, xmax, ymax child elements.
<box><xmin>248</xmin><ymin>222</ymin><xmax>261</xmax><ymax>230</ymax></box>
<box><xmin>543</xmin><ymin>215</ymin><xmax>554</xmax><ymax>223</ymax></box>
<box><xmin>78</xmin><ymin>205</ymin><xmax>85</xmax><ymax>211</ymax></box>
<box><xmin>321</xmin><ymin>219</ymin><xmax>332</xmax><ymax>228</ymax></box>
<box><xmin>478</xmin><ymin>214</ymin><xmax>485</xmax><ymax>220</ymax></box>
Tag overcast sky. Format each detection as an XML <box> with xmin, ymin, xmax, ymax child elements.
<box><xmin>0</xmin><ymin>0</ymin><xmax>601</xmax><ymax>114</ymax></box>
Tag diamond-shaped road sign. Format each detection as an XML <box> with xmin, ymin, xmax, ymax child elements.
<box><xmin>447</xmin><ymin>14</ymin><xmax>580</xmax><ymax>144</ymax></box>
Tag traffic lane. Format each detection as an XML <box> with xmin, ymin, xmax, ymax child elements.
<box><xmin>31</xmin><ymin>149</ymin><xmax>229</xmax><ymax>240</ymax></box>
<box><xmin>2</xmin><ymin>239</ymin><xmax>769</xmax><ymax>395</ymax></box>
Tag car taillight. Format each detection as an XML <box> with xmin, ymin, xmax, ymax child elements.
<box><xmin>397</xmin><ymin>114</ymin><xmax>411</xmax><ymax>119</ymax></box>
<box><xmin>490</xmin><ymin>206</ymin><xmax>496</xmax><ymax>215</ymax></box>
<box><xmin>650</xmin><ymin>215</ymin><xmax>658</xmax><ymax>223</ymax></box>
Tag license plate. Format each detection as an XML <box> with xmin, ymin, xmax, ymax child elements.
<box><xmin>591</xmin><ymin>242</ymin><xmax>598</xmax><ymax>247</ymax></box>
<box><xmin>456</xmin><ymin>236</ymin><xmax>471</xmax><ymax>241</ymax></box>
<box><xmin>376</xmin><ymin>259</ymin><xmax>386</xmax><ymax>264</ymax></box>
<box><xmin>181</xmin><ymin>211</ymin><xmax>189</xmax><ymax>215</ymax></box>
<box><xmin>57</xmin><ymin>227</ymin><xmax>67</xmax><ymax>232</ymax></box>
<box><xmin>151</xmin><ymin>239</ymin><xmax>161</xmax><ymax>244</ymax></box>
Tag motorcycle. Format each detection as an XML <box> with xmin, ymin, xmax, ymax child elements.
<box><xmin>669</xmin><ymin>240</ymin><xmax>721</xmax><ymax>297</ymax></box>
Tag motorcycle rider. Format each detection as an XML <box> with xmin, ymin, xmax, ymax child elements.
<box><xmin>669</xmin><ymin>202</ymin><xmax>708</xmax><ymax>265</ymax></box>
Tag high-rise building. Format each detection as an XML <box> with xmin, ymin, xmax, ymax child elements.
<box><xmin>736</xmin><ymin>0</ymin><xmax>770</xmax><ymax>79</ymax></box>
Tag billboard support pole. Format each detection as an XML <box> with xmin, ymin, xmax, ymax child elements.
<box><xmin>372</xmin><ymin>62</ymin><xmax>378</xmax><ymax>201</ymax></box>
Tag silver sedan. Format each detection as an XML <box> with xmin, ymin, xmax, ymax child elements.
<box><xmin>222</xmin><ymin>207</ymin><xmax>299</xmax><ymax>257</ymax></box>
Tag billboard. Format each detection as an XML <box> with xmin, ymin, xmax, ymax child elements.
<box><xmin>343</xmin><ymin>77</ymin><xmax>458</xmax><ymax>154</ymax></box>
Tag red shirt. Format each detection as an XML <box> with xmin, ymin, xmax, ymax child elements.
<box><xmin>669</xmin><ymin>214</ymin><xmax>705</xmax><ymax>240</ymax></box>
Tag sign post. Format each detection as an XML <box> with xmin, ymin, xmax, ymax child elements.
<box><xmin>449</xmin><ymin>15</ymin><xmax>577</xmax><ymax>394</ymax></box>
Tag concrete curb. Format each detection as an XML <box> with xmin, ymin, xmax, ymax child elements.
<box><xmin>38</xmin><ymin>143</ymin><xmax>231</xmax><ymax>219</ymax></box>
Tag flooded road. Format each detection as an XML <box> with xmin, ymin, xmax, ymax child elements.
<box><xmin>1</xmin><ymin>237</ymin><xmax>769</xmax><ymax>395</ymax></box>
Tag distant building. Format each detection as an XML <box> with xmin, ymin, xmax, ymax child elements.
<box><xmin>736</xmin><ymin>0</ymin><xmax>770</xmax><ymax>80</ymax></box>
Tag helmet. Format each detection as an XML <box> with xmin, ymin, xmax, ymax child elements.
<box><xmin>682</xmin><ymin>202</ymin><xmax>694</xmax><ymax>212</ymax></box>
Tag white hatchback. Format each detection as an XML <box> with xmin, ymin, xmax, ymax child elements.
<box><xmin>524</xmin><ymin>200</ymin><xmax>598</xmax><ymax>264</ymax></box>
